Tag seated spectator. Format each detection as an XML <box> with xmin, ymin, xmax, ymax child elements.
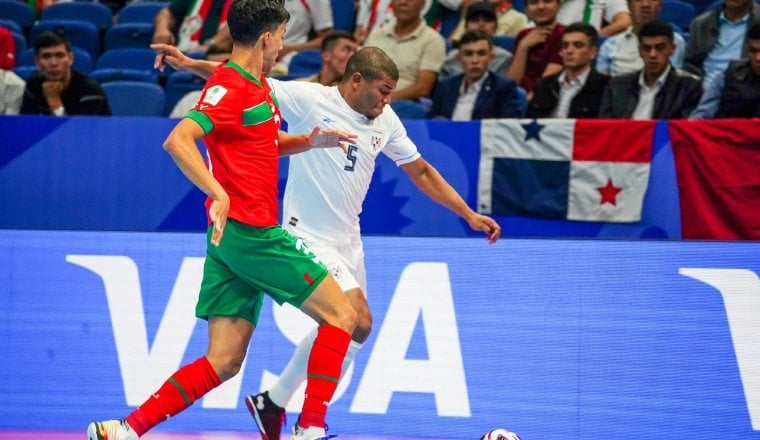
<box><xmin>429</xmin><ymin>30</ymin><xmax>521</xmax><ymax>120</ymax></box>
<box><xmin>169</xmin><ymin>42</ymin><xmax>231</xmax><ymax>118</ymax></box>
<box><xmin>152</xmin><ymin>0</ymin><xmax>232</xmax><ymax>53</ymax></box>
<box><xmin>685</xmin><ymin>0</ymin><xmax>760</xmax><ymax>86</ymax></box>
<box><xmin>599</xmin><ymin>20</ymin><xmax>700</xmax><ymax>119</ymax></box>
<box><xmin>270</xmin><ymin>0</ymin><xmax>335</xmax><ymax>75</ymax></box>
<box><xmin>20</xmin><ymin>32</ymin><xmax>111</xmax><ymax>116</ymax></box>
<box><xmin>1</xmin><ymin>26</ymin><xmax>23</xmax><ymax>114</ymax></box>
<box><xmin>297</xmin><ymin>31</ymin><xmax>359</xmax><ymax>86</ymax></box>
<box><xmin>365</xmin><ymin>0</ymin><xmax>446</xmax><ymax>111</ymax></box>
<box><xmin>506</xmin><ymin>0</ymin><xmax>566</xmax><ymax>97</ymax></box>
<box><xmin>596</xmin><ymin>0</ymin><xmax>686</xmax><ymax>76</ymax></box>
<box><xmin>440</xmin><ymin>1</ymin><xmax>514</xmax><ymax>80</ymax></box>
<box><xmin>449</xmin><ymin>0</ymin><xmax>529</xmax><ymax>43</ymax></box>
<box><xmin>691</xmin><ymin>22</ymin><xmax>760</xmax><ymax>119</ymax></box>
<box><xmin>527</xmin><ymin>22</ymin><xmax>608</xmax><ymax>118</ymax></box>
<box><xmin>557</xmin><ymin>0</ymin><xmax>631</xmax><ymax>36</ymax></box>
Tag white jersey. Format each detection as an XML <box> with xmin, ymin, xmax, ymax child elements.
<box><xmin>269</xmin><ymin>79</ymin><xmax>421</xmax><ymax>245</ymax></box>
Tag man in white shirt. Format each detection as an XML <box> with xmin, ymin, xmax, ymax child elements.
<box><xmin>271</xmin><ymin>0</ymin><xmax>335</xmax><ymax>75</ymax></box>
<box><xmin>599</xmin><ymin>19</ymin><xmax>701</xmax><ymax>119</ymax></box>
<box><xmin>557</xmin><ymin>0</ymin><xmax>632</xmax><ymax>36</ymax></box>
<box><xmin>151</xmin><ymin>43</ymin><xmax>502</xmax><ymax>440</ymax></box>
<box><xmin>596</xmin><ymin>0</ymin><xmax>685</xmax><ymax>76</ymax></box>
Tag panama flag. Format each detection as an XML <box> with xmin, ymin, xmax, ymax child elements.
<box><xmin>477</xmin><ymin>119</ymin><xmax>655</xmax><ymax>222</ymax></box>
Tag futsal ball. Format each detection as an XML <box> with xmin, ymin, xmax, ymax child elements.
<box><xmin>480</xmin><ymin>428</ymin><xmax>521</xmax><ymax>440</ymax></box>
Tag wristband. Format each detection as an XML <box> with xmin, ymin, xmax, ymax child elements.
<box><xmin>52</xmin><ymin>106</ymin><xmax>65</xmax><ymax>117</ymax></box>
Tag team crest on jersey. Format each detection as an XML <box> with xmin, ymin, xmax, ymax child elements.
<box><xmin>370</xmin><ymin>128</ymin><xmax>384</xmax><ymax>153</ymax></box>
<box><xmin>202</xmin><ymin>85</ymin><xmax>227</xmax><ymax>106</ymax></box>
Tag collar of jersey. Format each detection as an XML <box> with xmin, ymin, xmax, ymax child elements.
<box><xmin>223</xmin><ymin>61</ymin><xmax>262</xmax><ymax>87</ymax></box>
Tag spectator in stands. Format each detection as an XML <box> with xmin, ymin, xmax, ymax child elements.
<box><xmin>297</xmin><ymin>31</ymin><xmax>359</xmax><ymax>86</ymax></box>
<box><xmin>1</xmin><ymin>26</ymin><xmax>23</xmax><ymax>115</ymax></box>
<box><xmin>169</xmin><ymin>42</ymin><xmax>232</xmax><ymax>118</ymax></box>
<box><xmin>429</xmin><ymin>30</ymin><xmax>522</xmax><ymax>119</ymax></box>
<box><xmin>685</xmin><ymin>0</ymin><xmax>760</xmax><ymax>86</ymax></box>
<box><xmin>557</xmin><ymin>0</ymin><xmax>632</xmax><ymax>36</ymax></box>
<box><xmin>506</xmin><ymin>0</ymin><xmax>566</xmax><ymax>97</ymax></box>
<box><xmin>449</xmin><ymin>0</ymin><xmax>529</xmax><ymax>43</ymax></box>
<box><xmin>152</xmin><ymin>0</ymin><xmax>232</xmax><ymax>53</ymax></box>
<box><xmin>599</xmin><ymin>20</ymin><xmax>700</xmax><ymax>119</ymax></box>
<box><xmin>20</xmin><ymin>32</ymin><xmax>111</xmax><ymax>116</ymax></box>
<box><xmin>440</xmin><ymin>2</ymin><xmax>515</xmax><ymax>79</ymax></box>
<box><xmin>596</xmin><ymin>0</ymin><xmax>686</xmax><ymax>76</ymax></box>
<box><xmin>690</xmin><ymin>22</ymin><xmax>760</xmax><ymax>118</ymax></box>
<box><xmin>364</xmin><ymin>0</ymin><xmax>446</xmax><ymax>112</ymax></box>
<box><xmin>527</xmin><ymin>22</ymin><xmax>608</xmax><ymax>118</ymax></box>
<box><xmin>270</xmin><ymin>0</ymin><xmax>335</xmax><ymax>76</ymax></box>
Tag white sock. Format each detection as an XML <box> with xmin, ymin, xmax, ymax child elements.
<box><xmin>268</xmin><ymin>328</ymin><xmax>363</xmax><ymax>408</ymax></box>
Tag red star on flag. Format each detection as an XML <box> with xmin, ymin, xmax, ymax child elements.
<box><xmin>597</xmin><ymin>178</ymin><xmax>622</xmax><ymax>206</ymax></box>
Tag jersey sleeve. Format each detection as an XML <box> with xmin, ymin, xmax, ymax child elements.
<box><xmin>186</xmin><ymin>74</ymin><xmax>242</xmax><ymax>134</ymax></box>
<box><xmin>309</xmin><ymin>0</ymin><xmax>334</xmax><ymax>31</ymax></box>
<box><xmin>268</xmin><ymin>78</ymin><xmax>320</xmax><ymax>130</ymax></box>
<box><xmin>382</xmin><ymin>109</ymin><xmax>421</xmax><ymax>166</ymax></box>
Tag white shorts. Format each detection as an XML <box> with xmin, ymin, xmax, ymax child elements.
<box><xmin>302</xmin><ymin>237</ymin><xmax>367</xmax><ymax>294</ymax></box>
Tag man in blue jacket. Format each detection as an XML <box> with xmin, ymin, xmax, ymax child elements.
<box><xmin>429</xmin><ymin>30</ymin><xmax>522</xmax><ymax>120</ymax></box>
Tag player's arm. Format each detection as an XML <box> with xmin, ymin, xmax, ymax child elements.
<box><xmin>163</xmin><ymin>118</ymin><xmax>229</xmax><ymax>245</ymax></box>
<box><xmin>401</xmin><ymin>157</ymin><xmax>502</xmax><ymax>244</ymax></box>
<box><xmin>278</xmin><ymin>126</ymin><xmax>357</xmax><ymax>156</ymax></box>
<box><xmin>151</xmin><ymin>43</ymin><xmax>220</xmax><ymax>79</ymax></box>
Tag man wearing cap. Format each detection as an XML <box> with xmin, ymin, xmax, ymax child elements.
<box><xmin>440</xmin><ymin>2</ymin><xmax>516</xmax><ymax>79</ymax></box>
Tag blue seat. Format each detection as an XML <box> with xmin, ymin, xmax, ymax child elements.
<box><xmin>163</xmin><ymin>70</ymin><xmax>207</xmax><ymax>116</ymax></box>
<box><xmin>90</xmin><ymin>68</ymin><xmax>159</xmax><ymax>83</ymax></box>
<box><xmin>0</xmin><ymin>0</ymin><xmax>35</xmax><ymax>36</ymax></box>
<box><xmin>288</xmin><ymin>49</ymin><xmax>322</xmax><ymax>76</ymax></box>
<box><xmin>102</xmin><ymin>81</ymin><xmax>165</xmax><ymax>116</ymax></box>
<box><xmin>390</xmin><ymin>99</ymin><xmax>428</xmax><ymax>119</ymax></box>
<box><xmin>30</xmin><ymin>20</ymin><xmax>102</xmax><ymax>61</ymax></box>
<box><xmin>12</xmin><ymin>65</ymin><xmax>38</xmax><ymax>80</ymax></box>
<box><xmin>104</xmin><ymin>23</ymin><xmax>154</xmax><ymax>50</ymax></box>
<box><xmin>492</xmin><ymin>35</ymin><xmax>516</xmax><ymax>52</ymax></box>
<box><xmin>9</xmin><ymin>28</ymin><xmax>26</xmax><ymax>63</ymax></box>
<box><xmin>438</xmin><ymin>6</ymin><xmax>461</xmax><ymax>39</ymax></box>
<box><xmin>330</xmin><ymin>0</ymin><xmax>356</xmax><ymax>32</ymax></box>
<box><xmin>41</xmin><ymin>2</ymin><xmax>114</xmax><ymax>31</ymax></box>
<box><xmin>96</xmin><ymin>47</ymin><xmax>157</xmax><ymax>71</ymax></box>
<box><xmin>18</xmin><ymin>45</ymin><xmax>95</xmax><ymax>73</ymax></box>
<box><xmin>0</xmin><ymin>18</ymin><xmax>23</xmax><ymax>35</ymax></box>
<box><xmin>660</xmin><ymin>0</ymin><xmax>696</xmax><ymax>34</ymax></box>
<box><xmin>116</xmin><ymin>2</ymin><xmax>166</xmax><ymax>24</ymax></box>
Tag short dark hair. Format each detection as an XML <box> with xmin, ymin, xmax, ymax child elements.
<box><xmin>637</xmin><ymin>19</ymin><xmax>674</xmax><ymax>42</ymax></box>
<box><xmin>34</xmin><ymin>31</ymin><xmax>71</xmax><ymax>55</ymax></box>
<box><xmin>465</xmin><ymin>1</ymin><xmax>497</xmax><ymax>22</ymax></box>
<box><xmin>458</xmin><ymin>29</ymin><xmax>493</xmax><ymax>50</ymax></box>
<box><xmin>563</xmin><ymin>22</ymin><xmax>598</xmax><ymax>46</ymax></box>
<box><xmin>321</xmin><ymin>31</ymin><xmax>356</xmax><ymax>52</ymax></box>
<box><xmin>748</xmin><ymin>22</ymin><xmax>760</xmax><ymax>40</ymax></box>
<box><xmin>227</xmin><ymin>0</ymin><xmax>289</xmax><ymax>46</ymax></box>
<box><xmin>343</xmin><ymin>46</ymin><xmax>399</xmax><ymax>83</ymax></box>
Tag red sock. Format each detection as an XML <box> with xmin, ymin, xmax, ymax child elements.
<box><xmin>299</xmin><ymin>324</ymin><xmax>351</xmax><ymax>429</ymax></box>
<box><xmin>125</xmin><ymin>356</ymin><xmax>221</xmax><ymax>436</ymax></box>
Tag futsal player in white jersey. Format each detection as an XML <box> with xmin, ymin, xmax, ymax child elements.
<box><xmin>152</xmin><ymin>44</ymin><xmax>502</xmax><ymax>440</ymax></box>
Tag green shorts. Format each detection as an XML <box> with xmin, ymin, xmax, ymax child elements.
<box><xmin>196</xmin><ymin>219</ymin><xmax>329</xmax><ymax>325</ymax></box>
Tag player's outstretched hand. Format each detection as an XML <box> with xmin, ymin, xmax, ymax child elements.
<box><xmin>468</xmin><ymin>214</ymin><xmax>502</xmax><ymax>244</ymax></box>
<box><xmin>308</xmin><ymin>126</ymin><xmax>358</xmax><ymax>153</ymax></box>
<box><xmin>208</xmin><ymin>193</ymin><xmax>230</xmax><ymax>246</ymax></box>
<box><xmin>151</xmin><ymin>43</ymin><xmax>191</xmax><ymax>72</ymax></box>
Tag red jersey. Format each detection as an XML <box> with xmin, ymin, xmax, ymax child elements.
<box><xmin>187</xmin><ymin>61</ymin><xmax>283</xmax><ymax>227</ymax></box>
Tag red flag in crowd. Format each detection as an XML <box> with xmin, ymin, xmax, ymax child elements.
<box><xmin>669</xmin><ymin>119</ymin><xmax>760</xmax><ymax>240</ymax></box>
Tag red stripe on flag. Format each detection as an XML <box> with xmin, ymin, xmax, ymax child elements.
<box><xmin>572</xmin><ymin>119</ymin><xmax>654</xmax><ymax>163</ymax></box>
<box><xmin>670</xmin><ymin>119</ymin><xmax>760</xmax><ymax>240</ymax></box>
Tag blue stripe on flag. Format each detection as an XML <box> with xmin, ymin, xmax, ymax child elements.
<box><xmin>491</xmin><ymin>158</ymin><xmax>570</xmax><ymax>218</ymax></box>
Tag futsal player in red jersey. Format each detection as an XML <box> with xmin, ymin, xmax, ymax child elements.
<box><xmin>87</xmin><ymin>1</ymin><xmax>358</xmax><ymax>439</ymax></box>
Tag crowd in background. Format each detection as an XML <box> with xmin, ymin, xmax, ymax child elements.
<box><xmin>1</xmin><ymin>0</ymin><xmax>759</xmax><ymax>120</ymax></box>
